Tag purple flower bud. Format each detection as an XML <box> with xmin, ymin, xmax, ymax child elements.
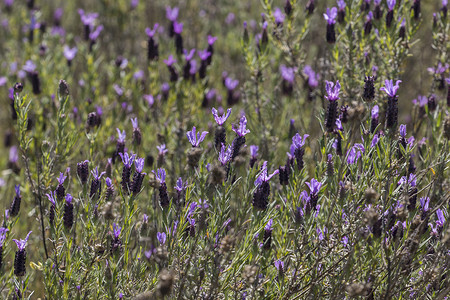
<box><xmin>166</xmin><ymin>6</ymin><xmax>179</xmax><ymax>21</ymax></box>
<box><xmin>399</xmin><ymin>124</ymin><xmax>407</xmax><ymax>138</ymax></box>
<box><xmin>323</xmin><ymin>7</ymin><xmax>338</xmax><ymax>24</ymax></box>
<box><xmin>157</xmin><ymin>232</ymin><xmax>167</xmax><ymax>245</ymax></box>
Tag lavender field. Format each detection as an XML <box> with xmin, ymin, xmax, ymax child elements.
<box><xmin>0</xmin><ymin>0</ymin><xmax>449</xmax><ymax>299</ymax></box>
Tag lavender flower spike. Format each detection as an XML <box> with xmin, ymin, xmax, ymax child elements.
<box><xmin>380</xmin><ymin>79</ymin><xmax>402</xmax><ymax>98</ymax></box>
<box><xmin>113</xmin><ymin>223</ymin><xmax>122</xmax><ymax>238</ymax></box>
<box><xmin>219</xmin><ymin>143</ymin><xmax>233</xmax><ymax>165</ymax></box>
<box><xmin>119</xmin><ymin>152</ymin><xmax>136</xmax><ymax>168</ymax></box>
<box><xmin>186</xmin><ymin>126</ymin><xmax>208</xmax><ymax>147</ymax></box>
<box><xmin>212</xmin><ymin>107</ymin><xmax>232</xmax><ymax>126</ymax></box>
<box><xmin>306</xmin><ymin>178</ymin><xmax>322</xmax><ymax>198</ymax></box>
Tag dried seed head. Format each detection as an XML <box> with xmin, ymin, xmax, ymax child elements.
<box><xmin>219</xmin><ymin>232</ymin><xmax>236</xmax><ymax>255</ymax></box>
<box><xmin>187</xmin><ymin>147</ymin><xmax>203</xmax><ymax>169</ymax></box>
<box><xmin>242</xmin><ymin>265</ymin><xmax>259</xmax><ymax>284</ymax></box>
<box><xmin>58</xmin><ymin>79</ymin><xmax>69</xmax><ymax>97</ymax></box>
<box><xmin>157</xmin><ymin>269</ymin><xmax>175</xmax><ymax>297</ymax></box>
<box><xmin>345</xmin><ymin>282</ymin><xmax>367</xmax><ymax>297</ymax></box>
<box><xmin>210</xmin><ymin>164</ymin><xmax>226</xmax><ymax>185</ymax></box>
<box><xmin>364</xmin><ymin>207</ymin><xmax>379</xmax><ymax>227</ymax></box>
<box><xmin>364</xmin><ymin>188</ymin><xmax>379</xmax><ymax>204</ymax></box>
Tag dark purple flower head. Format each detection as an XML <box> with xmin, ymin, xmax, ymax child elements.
<box><xmin>292</xmin><ymin>133</ymin><xmax>309</xmax><ymax>150</ymax></box>
<box><xmin>255</xmin><ymin>161</ymin><xmax>279</xmax><ymax>186</ymax></box>
<box><xmin>265</xmin><ymin>219</ymin><xmax>273</xmax><ymax>231</ymax></box>
<box><xmin>380</xmin><ymin>79</ymin><xmax>401</xmax><ymax>97</ymax></box>
<box><xmin>184</xmin><ymin>49</ymin><xmax>196</xmax><ymax>61</ymax></box>
<box><xmin>337</xmin><ymin>0</ymin><xmax>346</xmax><ymax>10</ymax></box>
<box><xmin>387</xmin><ymin>0</ymin><xmax>396</xmax><ymax>10</ymax></box>
<box><xmin>324</xmin><ymin>7</ymin><xmax>338</xmax><ymax>24</ymax></box>
<box><xmin>274</xmin><ymin>8</ymin><xmax>285</xmax><ymax>24</ymax></box>
<box><xmin>63</xmin><ymin>46</ymin><xmax>77</xmax><ymax>61</ymax></box>
<box><xmin>164</xmin><ymin>55</ymin><xmax>176</xmax><ymax>67</ymax></box>
<box><xmin>398</xmin><ymin>173</ymin><xmax>416</xmax><ymax>187</ymax></box>
<box><xmin>157</xmin><ymin>232</ymin><xmax>166</xmax><ymax>245</ymax></box>
<box><xmin>119</xmin><ymin>152</ymin><xmax>136</xmax><ymax>168</ymax></box>
<box><xmin>173</xmin><ymin>21</ymin><xmax>183</xmax><ymax>34</ymax></box>
<box><xmin>399</xmin><ymin>124</ymin><xmax>406</xmax><ymax>138</ymax></box>
<box><xmin>91</xmin><ymin>167</ymin><xmax>105</xmax><ymax>180</ymax></box>
<box><xmin>419</xmin><ymin>197</ymin><xmax>430</xmax><ymax>212</ymax></box>
<box><xmin>371</xmin><ymin>105</ymin><xmax>379</xmax><ymax>119</ymax></box>
<box><xmin>325</xmin><ymin>80</ymin><xmax>341</xmax><ymax>101</ymax></box>
<box><xmin>174</xmin><ymin>177</ymin><xmax>187</xmax><ymax>192</ymax></box>
<box><xmin>232</xmin><ymin>115</ymin><xmax>250</xmax><ymax>137</ymax></box>
<box><xmin>113</xmin><ymin>223</ymin><xmax>122</xmax><ymax>238</ymax></box>
<box><xmin>65</xmin><ymin>193</ymin><xmax>73</xmax><ymax>204</ymax></box>
<box><xmin>105</xmin><ymin>177</ymin><xmax>112</xmax><ymax>187</ymax></box>
<box><xmin>280</xmin><ymin>65</ymin><xmax>295</xmax><ymax>83</ymax></box>
<box><xmin>166</xmin><ymin>6</ymin><xmax>179</xmax><ymax>21</ymax></box>
<box><xmin>207</xmin><ymin>35</ymin><xmax>217</xmax><ymax>45</ymax></box>
<box><xmin>157</xmin><ymin>144</ymin><xmax>168</xmax><ymax>156</ymax></box>
<box><xmin>116</xmin><ymin>128</ymin><xmax>126</xmax><ymax>143</ymax></box>
<box><xmin>13</xmin><ymin>231</ymin><xmax>32</xmax><ymax>251</ymax></box>
<box><xmin>57</xmin><ymin>172</ymin><xmax>67</xmax><ymax>185</ymax></box>
<box><xmin>225</xmin><ymin>77</ymin><xmax>239</xmax><ymax>90</ymax></box>
<box><xmin>212</xmin><ymin>107</ymin><xmax>232</xmax><ymax>126</ymax></box>
<box><xmin>135</xmin><ymin>158</ymin><xmax>145</xmax><ymax>173</ymax></box>
<box><xmin>46</xmin><ymin>191</ymin><xmax>56</xmax><ymax>205</ymax></box>
<box><xmin>250</xmin><ymin>145</ymin><xmax>259</xmax><ymax>158</ymax></box>
<box><xmin>198</xmin><ymin>49</ymin><xmax>211</xmax><ymax>61</ymax></box>
<box><xmin>78</xmin><ymin>9</ymin><xmax>98</xmax><ymax>27</ymax></box>
<box><xmin>219</xmin><ymin>143</ymin><xmax>233</xmax><ymax>165</ymax></box>
<box><xmin>145</xmin><ymin>23</ymin><xmax>159</xmax><ymax>37</ymax></box>
<box><xmin>153</xmin><ymin>168</ymin><xmax>166</xmax><ymax>183</ymax></box>
<box><xmin>186</xmin><ymin>126</ymin><xmax>208</xmax><ymax>147</ymax></box>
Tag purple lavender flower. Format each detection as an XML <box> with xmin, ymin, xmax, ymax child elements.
<box><xmin>385</xmin><ymin>0</ymin><xmax>396</xmax><ymax>27</ymax></box>
<box><xmin>370</xmin><ymin>105</ymin><xmax>379</xmax><ymax>133</ymax></box>
<box><xmin>371</xmin><ymin>134</ymin><xmax>379</xmax><ymax>148</ymax></box>
<box><xmin>63</xmin><ymin>194</ymin><xmax>74</xmax><ymax>229</ymax></box>
<box><xmin>325</xmin><ymin>80</ymin><xmax>341</xmax><ymax>132</ymax></box>
<box><xmin>119</xmin><ymin>152</ymin><xmax>136</xmax><ymax>193</ymax></box>
<box><xmin>346</xmin><ymin>143</ymin><xmax>365</xmax><ymax>165</ymax></box>
<box><xmin>436</xmin><ymin>209</ymin><xmax>445</xmax><ymax>227</ymax></box>
<box><xmin>324</xmin><ymin>7</ymin><xmax>338</xmax><ymax>24</ymax></box>
<box><xmin>303</xmin><ymin>65</ymin><xmax>320</xmax><ymax>90</ymax></box>
<box><xmin>166</xmin><ymin>6</ymin><xmax>179</xmax><ymax>22</ymax></box>
<box><xmin>157</xmin><ymin>144</ymin><xmax>168</xmax><ymax>156</ymax></box>
<box><xmin>419</xmin><ymin>197</ymin><xmax>430</xmax><ymax>212</ymax></box>
<box><xmin>90</xmin><ymin>167</ymin><xmax>105</xmax><ymax>198</ymax></box>
<box><xmin>56</xmin><ymin>172</ymin><xmax>66</xmax><ymax>201</ymax></box>
<box><xmin>337</xmin><ymin>0</ymin><xmax>346</xmax><ymax>22</ymax></box>
<box><xmin>89</xmin><ymin>24</ymin><xmax>103</xmax><ymax>42</ymax></box>
<box><xmin>399</xmin><ymin>124</ymin><xmax>407</xmax><ymax>138</ymax></box>
<box><xmin>212</xmin><ymin>107</ymin><xmax>232</xmax><ymax>126</ymax></box>
<box><xmin>13</xmin><ymin>231</ymin><xmax>32</xmax><ymax>277</ymax></box>
<box><xmin>261</xmin><ymin>218</ymin><xmax>273</xmax><ymax>249</ymax></box>
<box><xmin>306</xmin><ymin>178</ymin><xmax>322</xmax><ymax>199</ymax></box>
<box><xmin>173</xmin><ymin>21</ymin><xmax>184</xmax><ymax>54</ymax></box>
<box><xmin>10</xmin><ymin>184</ymin><xmax>22</xmax><ymax>217</ymax></box>
<box><xmin>274</xmin><ymin>8</ymin><xmax>285</xmax><ymax>26</ymax></box>
<box><xmin>398</xmin><ymin>173</ymin><xmax>416</xmax><ymax>187</ymax></box>
<box><xmin>113</xmin><ymin>223</ymin><xmax>122</xmax><ymax>239</ymax></box>
<box><xmin>63</xmin><ymin>46</ymin><xmax>77</xmax><ymax>66</ymax></box>
<box><xmin>232</xmin><ymin>115</ymin><xmax>250</xmax><ymax>137</ymax></box>
<box><xmin>253</xmin><ymin>162</ymin><xmax>279</xmax><ymax>210</ymax></box>
<box><xmin>131</xmin><ymin>118</ymin><xmax>142</xmax><ymax>145</ymax></box>
<box><xmin>219</xmin><ymin>143</ymin><xmax>233</xmax><ymax>165</ymax></box>
<box><xmin>381</xmin><ymin>79</ymin><xmax>401</xmax><ymax>129</ymax></box>
<box><xmin>324</xmin><ymin>7</ymin><xmax>337</xmax><ymax>43</ymax></box>
<box><xmin>153</xmin><ymin>168</ymin><xmax>166</xmax><ymax>184</ymax></box>
<box><xmin>157</xmin><ymin>232</ymin><xmax>167</xmax><ymax>245</ymax></box>
<box><xmin>280</xmin><ymin>65</ymin><xmax>295</xmax><ymax>95</ymax></box>
<box><xmin>292</xmin><ymin>133</ymin><xmax>309</xmax><ymax>170</ymax></box>
<box><xmin>186</xmin><ymin>126</ymin><xmax>208</xmax><ymax>147</ymax></box>
<box><xmin>130</xmin><ymin>158</ymin><xmax>146</xmax><ymax>194</ymax></box>
<box><xmin>145</xmin><ymin>24</ymin><xmax>159</xmax><ymax>61</ymax></box>
<box><xmin>225</xmin><ymin>77</ymin><xmax>239</xmax><ymax>91</ymax></box>
<box><xmin>105</xmin><ymin>177</ymin><xmax>114</xmax><ymax>201</ymax></box>
<box><xmin>164</xmin><ymin>55</ymin><xmax>178</xmax><ymax>82</ymax></box>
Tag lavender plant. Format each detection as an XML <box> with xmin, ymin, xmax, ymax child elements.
<box><xmin>0</xmin><ymin>0</ymin><xmax>448</xmax><ymax>299</ymax></box>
